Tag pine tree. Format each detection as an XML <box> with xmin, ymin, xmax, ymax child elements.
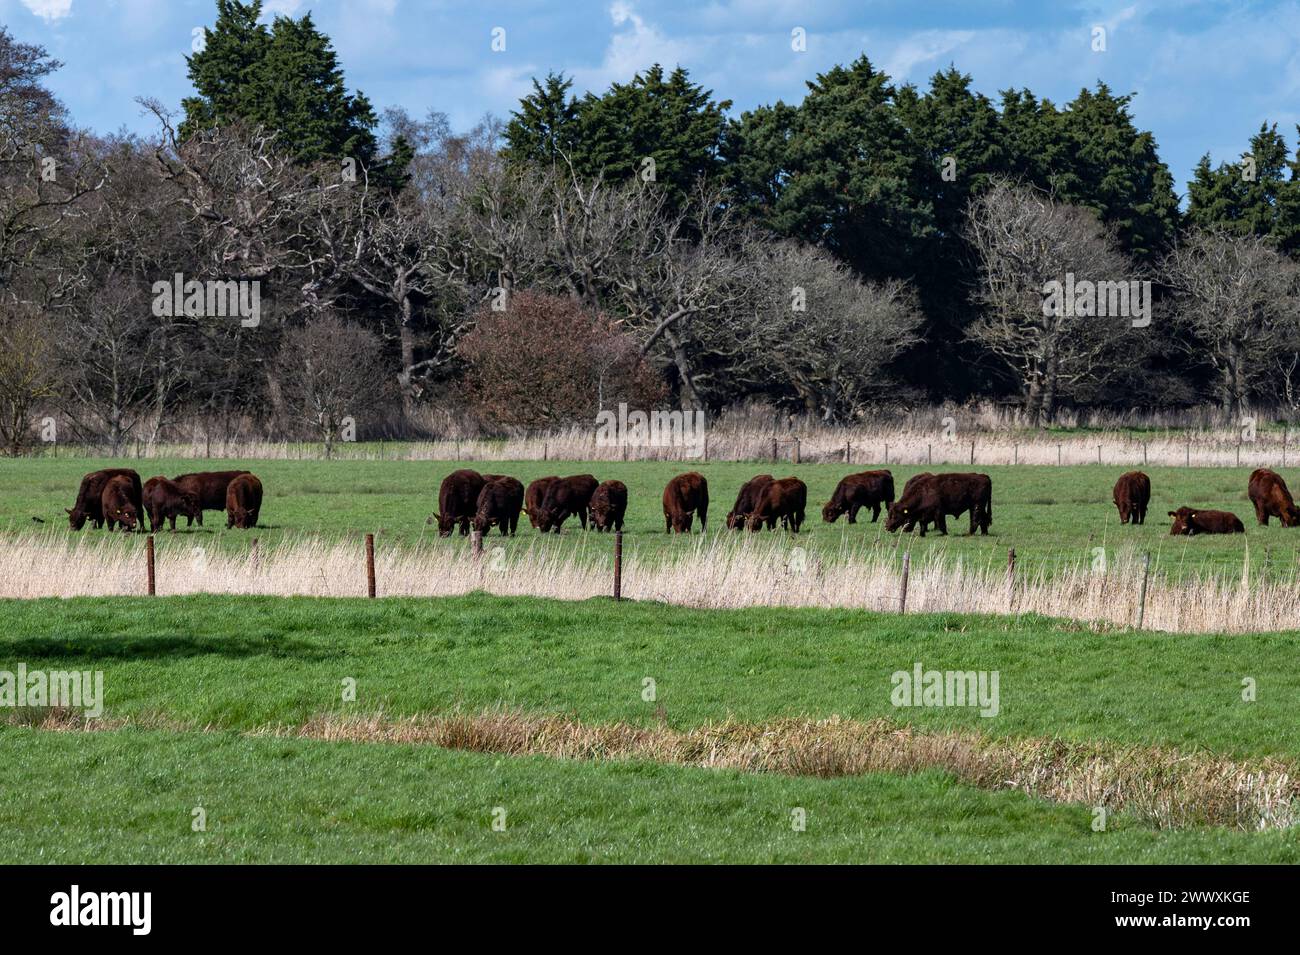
<box><xmin>181</xmin><ymin>0</ymin><xmax>378</xmax><ymax>168</ymax></box>
<box><xmin>503</xmin><ymin>73</ymin><xmax>581</xmax><ymax>166</ymax></box>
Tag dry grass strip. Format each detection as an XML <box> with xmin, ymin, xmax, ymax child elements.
<box><xmin>271</xmin><ymin>710</ymin><xmax>1299</xmax><ymax>832</ymax></box>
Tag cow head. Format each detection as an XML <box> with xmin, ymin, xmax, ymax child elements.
<box><xmin>725</xmin><ymin>510</ymin><xmax>743</xmax><ymax>530</ymax></box>
<box><xmin>1116</xmin><ymin>500</ymin><xmax>1132</xmax><ymax>522</ymax></box>
<box><xmin>432</xmin><ymin>512</ymin><xmax>457</xmax><ymax>537</ymax></box>
<box><xmin>1168</xmin><ymin>508</ymin><xmax>1196</xmax><ymax>535</ymax></box>
<box><xmin>1283</xmin><ymin>503</ymin><xmax>1300</xmax><ymax>528</ymax></box>
<box><xmin>589</xmin><ymin>502</ymin><xmax>612</xmax><ymax>530</ymax></box>
<box><xmin>67</xmin><ymin>507</ymin><xmax>87</xmax><ymax>530</ymax></box>
<box><xmin>744</xmin><ymin>513</ymin><xmax>764</xmax><ymax>532</ymax></box>
<box><xmin>181</xmin><ymin>493</ymin><xmax>201</xmax><ymax>523</ymax></box>
<box><xmin>112</xmin><ymin>505</ymin><xmax>138</xmax><ymax>531</ymax></box>
<box><xmin>884</xmin><ymin>502</ymin><xmax>912</xmax><ymax>533</ymax></box>
<box><xmin>822</xmin><ymin>501</ymin><xmax>844</xmax><ymax>523</ymax></box>
<box><xmin>471</xmin><ymin>512</ymin><xmax>495</xmax><ymax>535</ymax></box>
<box><xmin>535</xmin><ymin>505</ymin><xmax>563</xmax><ymax>532</ymax></box>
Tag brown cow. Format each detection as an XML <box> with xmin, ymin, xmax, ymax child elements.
<box><xmin>143</xmin><ymin>476</ymin><xmax>201</xmax><ymax>532</ymax></box>
<box><xmin>726</xmin><ymin>474</ymin><xmax>774</xmax><ymax>529</ymax></box>
<box><xmin>524</xmin><ymin>476</ymin><xmax>560</xmax><ymax>529</ymax></box>
<box><xmin>823</xmin><ymin>470</ymin><xmax>894</xmax><ymax>524</ymax></box>
<box><xmin>472</xmin><ymin>477</ymin><xmax>525</xmax><ymax>536</ymax></box>
<box><xmin>747</xmin><ymin>477</ymin><xmax>807</xmax><ymax>532</ymax></box>
<box><xmin>1113</xmin><ymin>471</ymin><xmax>1151</xmax><ymax>525</ymax></box>
<box><xmin>885</xmin><ymin>472</ymin><xmax>992</xmax><ymax>537</ymax></box>
<box><xmin>1248</xmin><ymin>468</ymin><xmax>1300</xmax><ymax>527</ymax></box>
<box><xmin>67</xmin><ymin>468</ymin><xmax>142</xmax><ymax>531</ymax></box>
<box><xmin>589</xmin><ymin>480</ymin><xmax>628</xmax><ymax>532</ymax></box>
<box><xmin>173</xmin><ymin>470</ymin><xmax>251</xmax><ymax>527</ymax></box>
<box><xmin>101</xmin><ymin>475</ymin><xmax>140</xmax><ymax>532</ymax></box>
<box><xmin>225</xmin><ymin>473</ymin><xmax>263</xmax><ymax>529</ymax></box>
<box><xmin>663</xmin><ymin>472</ymin><xmax>709</xmax><ymax>533</ymax></box>
<box><xmin>1168</xmin><ymin>507</ymin><xmax>1244</xmax><ymax>535</ymax></box>
<box><xmin>537</xmin><ymin>474</ymin><xmax>599</xmax><ymax>533</ymax></box>
<box><xmin>433</xmin><ymin>469</ymin><xmax>487</xmax><ymax>537</ymax></box>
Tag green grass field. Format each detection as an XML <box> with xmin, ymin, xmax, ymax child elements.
<box><xmin>3</xmin><ymin>454</ymin><xmax>1297</xmax><ymax>863</ymax></box>
<box><xmin>2</xmin><ymin>455</ymin><xmax>1296</xmax><ymax>580</ymax></box>
<box><xmin>1</xmin><ymin>594</ymin><xmax>1297</xmax><ymax>863</ymax></box>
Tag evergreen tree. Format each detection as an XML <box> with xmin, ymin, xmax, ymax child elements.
<box><xmin>503</xmin><ymin>72</ymin><xmax>581</xmax><ymax>166</ymax></box>
<box><xmin>727</xmin><ymin>55</ymin><xmax>933</xmax><ymax>280</ymax></box>
<box><xmin>181</xmin><ymin>0</ymin><xmax>378</xmax><ymax>168</ymax></box>
<box><xmin>1188</xmin><ymin>123</ymin><xmax>1300</xmax><ymax>254</ymax></box>
<box><xmin>574</xmin><ymin>65</ymin><xmax>730</xmax><ymax>208</ymax></box>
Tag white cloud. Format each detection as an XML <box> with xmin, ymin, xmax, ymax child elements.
<box><xmin>261</xmin><ymin>0</ymin><xmax>304</xmax><ymax>16</ymax></box>
<box><xmin>21</xmin><ymin>0</ymin><xmax>72</xmax><ymax>21</ymax></box>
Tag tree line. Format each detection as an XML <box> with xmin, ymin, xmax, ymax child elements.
<box><xmin>2</xmin><ymin>0</ymin><xmax>1298</xmax><ymax>454</ymax></box>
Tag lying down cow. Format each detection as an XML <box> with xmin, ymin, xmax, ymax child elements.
<box><xmin>1167</xmin><ymin>507</ymin><xmax>1244</xmax><ymax>535</ymax></box>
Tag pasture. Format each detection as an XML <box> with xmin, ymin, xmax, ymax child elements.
<box><xmin>0</xmin><ymin>594</ymin><xmax>1297</xmax><ymax>863</ymax></box>
<box><xmin>2</xmin><ymin>455</ymin><xmax>1298</xmax><ymax>582</ymax></box>
<box><xmin>3</xmin><ymin>456</ymin><xmax>1299</xmax><ymax>863</ymax></box>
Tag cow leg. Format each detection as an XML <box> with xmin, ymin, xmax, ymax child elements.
<box><xmin>871</xmin><ymin>503</ymin><xmax>881</xmax><ymax>522</ymax></box>
<box><xmin>1255</xmin><ymin>502</ymin><xmax>1268</xmax><ymax>525</ymax></box>
<box><xmin>937</xmin><ymin>514</ymin><xmax>948</xmax><ymax>535</ymax></box>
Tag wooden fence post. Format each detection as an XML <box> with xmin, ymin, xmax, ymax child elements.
<box><xmin>613</xmin><ymin>530</ymin><xmax>623</xmax><ymax>601</ymax></box>
<box><xmin>969</xmin><ymin>440</ymin><xmax>975</xmax><ymax>465</ymax></box>
<box><xmin>1057</xmin><ymin>444</ymin><xmax>1062</xmax><ymax>467</ymax></box>
<box><xmin>146</xmin><ymin>535</ymin><xmax>155</xmax><ymax>596</ymax></box>
<box><xmin>1006</xmin><ymin>547</ymin><xmax>1016</xmax><ymax>611</ymax></box>
<box><xmin>365</xmin><ymin>533</ymin><xmax>376</xmax><ymax>598</ymax></box>
<box><xmin>1185</xmin><ymin>438</ymin><xmax>1190</xmax><ymax>468</ymax></box>
<box><xmin>1097</xmin><ymin>444</ymin><xmax>1102</xmax><ymax>465</ymax></box>
<box><xmin>1013</xmin><ymin>444</ymin><xmax>1018</xmax><ymax>466</ymax></box>
<box><xmin>793</xmin><ymin>437</ymin><xmax>800</xmax><ymax>465</ymax></box>
<box><xmin>845</xmin><ymin>441</ymin><xmax>851</xmax><ymax>464</ymax></box>
<box><xmin>1135</xmin><ymin>552</ymin><xmax>1151</xmax><ymax>629</ymax></box>
<box><xmin>471</xmin><ymin>529</ymin><xmax>483</xmax><ymax>560</ymax></box>
<box><xmin>927</xmin><ymin>443</ymin><xmax>932</xmax><ymax>465</ymax></box>
<box><xmin>1142</xmin><ymin>442</ymin><xmax>1148</xmax><ymax>466</ymax></box>
<box><xmin>898</xmin><ymin>551</ymin><xmax>911</xmax><ymax>614</ymax></box>
<box><xmin>884</xmin><ymin>443</ymin><xmax>889</xmax><ymax>465</ymax></box>
<box><xmin>771</xmin><ymin>437</ymin><xmax>778</xmax><ymax>462</ymax></box>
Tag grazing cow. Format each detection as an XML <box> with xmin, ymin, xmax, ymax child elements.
<box><xmin>1248</xmin><ymin>468</ymin><xmax>1300</xmax><ymax>527</ymax></box>
<box><xmin>143</xmin><ymin>476</ymin><xmax>201</xmax><ymax>532</ymax></box>
<box><xmin>433</xmin><ymin>469</ymin><xmax>488</xmax><ymax>537</ymax></box>
<box><xmin>67</xmin><ymin>468</ymin><xmax>142</xmax><ymax>531</ymax></box>
<box><xmin>537</xmin><ymin>474</ymin><xmax>599</xmax><ymax>533</ymax></box>
<box><xmin>472</xmin><ymin>476</ymin><xmax>525</xmax><ymax>536</ymax></box>
<box><xmin>1112</xmin><ymin>471</ymin><xmax>1151</xmax><ymax>525</ymax></box>
<box><xmin>823</xmin><ymin>470</ymin><xmax>895</xmax><ymax>524</ymax></box>
<box><xmin>524</xmin><ymin>477</ymin><xmax>560</xmax><ymax>529</ymax></box>
<box><xmin>225</xmin><ymin>473</ymin><xmax>263</xmax><ymax>529</ymax></box>
<box><xmin>172</xmin><ymin>470</ymin><xmax>251</xmax><ymax>527</ymax></box>
<box><xmin>885</xmin><ymin>472</ymin><xmax>992</xmax><ymax>537</ymax></box>
<box><xmin>100</xmin><ymin>475</ymin><xmax>140</xmax><ymax>532</ymax></box>
<box><xmin>747</xmin><ymin>477</ymin><xmax>807</xmax><ymax>533</ymax></box>
<box><xmin>589</xmin><ymin>480</ymin><xmax>628</xmax><ymax>532</ymax></box>
<box><xmin>663</xmin><ymin>472</ymin><xmax>709</xmax><ymax>534</ymax></box>
<box><xmin>1168</xmin><ymin>507</ymin><xmax>1244</xmax><ymax>536</ymax></box>
<box><xmin>726</xmin><ymin>474</ymin><xmax>775</xmax><ymax>529</ymax></box>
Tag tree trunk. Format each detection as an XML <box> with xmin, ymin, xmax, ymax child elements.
<box><xmin>662</xmin><ymin>327</ymin><xmax>702</xmax><ymax>409</ymax></box>
<box><xmin>398</xmin><ymin>295</ymin><xmax>416</xmax><ymax>421</ymax></box>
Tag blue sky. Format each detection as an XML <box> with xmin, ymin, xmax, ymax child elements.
<box><xmin>6</xmin><ymin>0</ymin><xmax>1299</xmax><ymax>195</ymax></box>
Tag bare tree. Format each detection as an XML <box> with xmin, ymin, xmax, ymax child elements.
<box><xmin>1162</xmin><ymin>229</ymin><xmax>1300</xmax><ymax>420</ymax></box>
<box><xmin>967</xmin><ymin>180</ymin><xmax>1147</xmax><ymax>426</ymax></box>
<box><xmin>0</xmin><ymin>302</ymin><xmax>55</xmax><ymax>454</ymax></box>
<box><xmin>273</xmin><ymin>315</ymin><xmax>390</xmax><ymax>456</ymax></box>
<box><xmin>746</xmin><ymin>241</ymin><xmax>924</xmax><ymax>420</ymax></box>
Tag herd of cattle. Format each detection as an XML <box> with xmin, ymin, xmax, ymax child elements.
<box><xmin>65</xmin><ymin>468</ymin><xmax>263</xmax><ymax>532</ymax></box>
<box><xmin>431</xmin><ymin>468</ymin><xmax>981</xmax><ymax>537</ymax></box>
<box><xmin>59</xmin><ymin>463</ymin><xmax>1300</xmax><ymax>539</ymax></box>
